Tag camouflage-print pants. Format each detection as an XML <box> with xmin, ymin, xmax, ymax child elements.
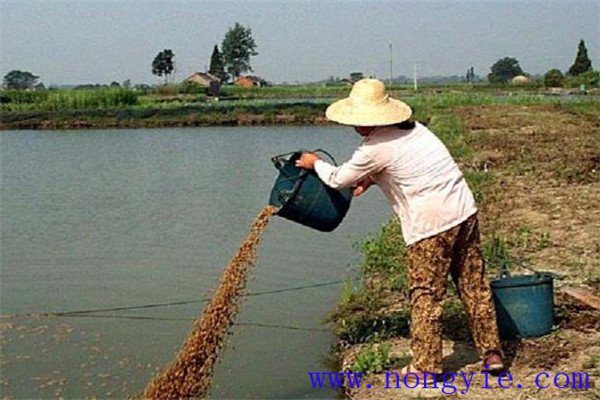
<box><xmin>407</xmin><ymin>213</ymin><xmax>501</xmax><ymax>374</ymax></box>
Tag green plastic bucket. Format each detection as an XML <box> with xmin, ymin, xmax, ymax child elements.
<box><xmin>268</xmin><ymin>150</ymin><xmax>352</xmax><ymax>232</ymax></box>
<box><xmin>490</xmin><ymin>272</ymin><xmax>554</xmax><ymax>338</ymax></box>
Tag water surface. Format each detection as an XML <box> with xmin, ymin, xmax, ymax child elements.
<box><xmin>0</xmin><ymin>126</ymin><xmax>392</xmax><ymax>399</ymax></box>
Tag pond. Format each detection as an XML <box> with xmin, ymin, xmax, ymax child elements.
<box><xmin>0</xmin><ymin>126</ymin><xmax>392</xmax><ymax>399</ymax></box>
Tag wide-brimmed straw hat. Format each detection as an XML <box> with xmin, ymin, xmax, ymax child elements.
<box><xmin>325</xmin><ymin>79</ymin><xmax>412</xmax><ymax>126</ymax></box>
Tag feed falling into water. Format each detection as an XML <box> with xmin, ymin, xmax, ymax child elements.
<box><xmin>143</xmin><ymin>205</ymin><xmax>277</xmax><ymax>399</ymax></box>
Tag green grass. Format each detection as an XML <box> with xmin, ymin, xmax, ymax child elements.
<box><xmin>220</xmin><ymin>84</ymin><xmax>351</xmax><ymax>99</ymax></box>
<box><xmin>350</xmin><ymin>344</ymin><xmax>409</xmax><ymax>374</ymax></box>
<box><xmin>0</xmin><ymin>88</ymin><xmax>138</xmax><ymax>112</ymax></box>
<box><xmin>359</xmin><ymin>218</ymin><xmax>408</xmax><ymax>291</ymax></box>
<box><xmin>428</xmin><ymin>114</ymin><xmax>471</xmax><ymax>159</ymax></box>
<box><xmin>328</xmin><ymin>308</ymin><xmax>411</xmax><ymax>345</ymax></box>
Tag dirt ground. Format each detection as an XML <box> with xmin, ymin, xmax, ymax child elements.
<box><xmin>342</xmin><ymin>104</ymin><xmax>600</xmax><ymax>399</ymax></box>
<box><xmin>458</xmin><ymin>104</ymin><xmax>599</xmax><ymax>281</ymax></box>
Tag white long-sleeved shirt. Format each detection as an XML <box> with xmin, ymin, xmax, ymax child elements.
<box><xmin>314</xmin><ymin>122</ymin><xmax>477</xmax><ymax>245</ymax></box>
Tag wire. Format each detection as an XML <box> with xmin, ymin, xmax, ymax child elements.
<box><xmin>47</xmin><ymin>313</ymin><xmax>329</xmax><ymax>332</ymax></box>
<box><xmin>1</xmin><ymin>277</ymin><xmax>360</xmax><ymax>320</ymax></box>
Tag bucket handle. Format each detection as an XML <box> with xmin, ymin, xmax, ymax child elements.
<box><xmin>271</xmin><ymin>149</ymin><xmax>340</xmax><ymax>209</ymax></box>
<box><xmin>312</xmin><ymin>148</ymin><xmax>339</xmax><ymax>166</ymax></box>
<box><xmin>271</xmin><ymin>148</ymin><xmax>339</xmax><ymax>170</ymax></box>
<box><xmin>285</xmin><ymin>149</ymin><xmax>338</xmax><ymax>202</ymax></box>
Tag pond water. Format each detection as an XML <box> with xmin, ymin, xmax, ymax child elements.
<box><xmin>0</xmin><ymin>126</ymin><xmax>392</xmax><ymax>399</ymax></box>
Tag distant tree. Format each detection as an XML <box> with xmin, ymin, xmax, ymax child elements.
<box><xmin>122</xmin><ymin>79</ymin><xmax>131</xmax><ymax>88</ymax></box>
<box><xmin>544</xmin><ymin>69</ymin><xmax>564</xmax><ymax>88</ymax></box>
<box><xmin>208</xmin><ymin>44</ymin><xmax>229</xmax><ymax>83</ymax></box>
<box><xmin>350</xmin><ymin>72</ymin><xmax>364</xmax><ymax>82</ymax></box>
<box><xmin>221</xmin><ymin>22</ymin><xmax>258</xmax><ymax>80</ymax></box>
<box><xmin>488</xmin><ymin>57</ymin><xmax>523</xmax><ymax>84</ymax></box>
<box><xmin>3</xmin><ymin>70</ymin><xmax>40</xmax><ymax>89</ymax></box>
<box><xmin>466</xmin><ymin>66</ymin><xmax>475</xmax><ymax>83</ymax></box>
<box><xmin>110</xmin><ymin>81</ymin><xmax>121</xmax><ymax>87</ymax></box>
<box><xmin>152</xmin><ymin>49</ymin><xmax>175</xmax><ymax>84</ymax></box>
<box><xmin>568</xmin><ymin>39</ymin><xmax>593</xmax><ymax>76</ymax></box>
<box><xmin>34</xmin><ymin>82</ymin><xmax>45</xmax><ymax>90</ymax></box>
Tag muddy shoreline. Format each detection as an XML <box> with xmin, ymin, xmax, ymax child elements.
<box><xmin>0</xmin><ymin>114</ymin><xmax>330</xmax><ymax>130</ymax></box>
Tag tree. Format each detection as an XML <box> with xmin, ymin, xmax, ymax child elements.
<box><xmin>488</xmin><ymin>57</ymin><xmax>523</xmax><ymax>84</ymax></box>
<box><xmin>568</xmin><ymin>39</ymin><xmax>593</xmax><ymax>76</ymax></box>
<box><xmin>466</xmin><ymin>66</ymin><xmax>475</xmax><ymax>83</ymax></box>
<box><xmin>3</xmin><ymin>70</ymin><xmax>40</xmax><ymax>89</ymax></box>
<box><xmin>152</xmin><ymin>49</ymin><xmax>175</xmax><ymax>84</ymax></box>
<box><xmin>544</xmin><ymin>69</ymin><xmax>564</xmax><ymax>88</ymax></box>
<box><xmin>221</xmin><ymin>22</ymin><xmax>258</xmax><ymax>80</ymax></box>
<box><xmin>350</xmin><ymin>72</ymin><xmax>364</xmax><ymax>83</ymax></box>
<box><xmin>208</xmin><ymin>44</ymin><xmax>229</xmax><ymax>83</ymax></box>
<box><xmin>123</xmin><ymin>79</ymin><xmax>131</xmax><ymax>88</ymax></box>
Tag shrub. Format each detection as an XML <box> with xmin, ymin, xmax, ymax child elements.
<box><xmin>544</xmin><ymin>69</ymin><xmax>565</xmax><ymax>88</ymax></box>
<box><xmin>178</xmin><ymin>81</ymin><xmax>208</xmax><ymax>94</ymax></box>
<box><xmin>565</xmin><ymin>70</ymin><xmax>599</xmax><ymax>88</ymax></box>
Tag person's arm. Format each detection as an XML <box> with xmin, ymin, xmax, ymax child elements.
<box><xmin>296</xmin><ymin>146</ymin><xmax>387</xmax><ymax>190</ymax></box>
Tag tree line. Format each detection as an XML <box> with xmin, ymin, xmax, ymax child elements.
<box><xmin>2</xmin><ymin>37</ymin><xmax>595</xmax><ymax>90</ymax></box>
<box><xmin>487</xmin><ymin>39</ymin><xmax>594</xmax><ymax>87</ymax></box>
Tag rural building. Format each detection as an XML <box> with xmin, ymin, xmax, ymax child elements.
<box><xmin>184</xmin><ymin>72</ymin><xmax>219</xmax><ymax>87</ymax></box>
<box><xmin>234</xmin><ymin>76</ymin><xmax>266</xmax><ymax>87</ymax></box>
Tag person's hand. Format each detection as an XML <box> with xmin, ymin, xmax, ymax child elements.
<box><xmin>352</xmin><ymin>177</ymin><xmax>375</xmax><ymax>197</ymax></box>
<box><xmin>295</xmin><ymin>152</ymin><xmax>320</xmax><ymax>170</ymax></box>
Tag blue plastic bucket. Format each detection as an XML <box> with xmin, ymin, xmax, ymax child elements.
<box><xmin>268</xmin><ymin>150</ymin><xmax>352</xmax><ymax>232</ymax></box>
<box><xmin>490</xmin><ymin>272</ymin><xmax>554</xmax><ymax>338</ymax></box>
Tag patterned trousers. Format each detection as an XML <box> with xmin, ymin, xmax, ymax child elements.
<box><xmin>407</xmin><ymin>213</ymin><xmax>501</xmax><ymax>373</ymax></box>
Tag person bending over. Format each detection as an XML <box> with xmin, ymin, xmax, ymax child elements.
<box><xmin>296</xmin><ymin>79</ymin><xmax>504</xmax><ymax>382</ymax></box>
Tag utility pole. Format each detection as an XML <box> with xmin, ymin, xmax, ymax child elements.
<box><xmin>389</xmin><ymin>41</ymin><xmax>393</xmax><ymax>88</ymax></box>
<box><xmin>413</xmin><ymin>63</ymin><xmax>418</xmax><ymax>91</ymax></box>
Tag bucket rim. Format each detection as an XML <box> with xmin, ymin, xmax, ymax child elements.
<box><xmin>491</xmin><ymin>272</ymin><xmax>554</xmax><ymax>289</ymax></box>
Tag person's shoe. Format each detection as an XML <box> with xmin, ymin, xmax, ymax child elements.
<box><xmin>482</xmin><ymin>350</ymin><xmax>505</xmax><ymax>373</ymax></box>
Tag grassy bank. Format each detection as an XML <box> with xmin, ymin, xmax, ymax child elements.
<box><xmin>1</xmin><ymin>87</ymin><xmax>598</xmax><ymax>130</ymax></box>
<box><xmin>0</xmin><ymin>101</ymin><xmax>331</xmax><ymax>130</ymax></box>
<box><xmin>327</xmin><ymin>98</ymin><xmax>600</xmax><ymax>399</ymax></box>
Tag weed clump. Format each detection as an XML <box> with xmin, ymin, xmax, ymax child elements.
<box><xmin>350</xmin><ymin>344</ymin><xmax>410</xmax><ymax>374</ymax></box>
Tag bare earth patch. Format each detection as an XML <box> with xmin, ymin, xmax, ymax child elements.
<box><xmin>457</xmin><ymin>104</ymin><xmax>599</xmax><ymax>281</ymax></box>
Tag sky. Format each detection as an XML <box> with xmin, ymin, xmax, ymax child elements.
<box><xmin>0</xmin><ymin>0</ymin><xmax>598</xmax><ymax>86</ymax></box>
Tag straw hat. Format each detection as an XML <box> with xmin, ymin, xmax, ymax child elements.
<box><xmin>325</xmin><ymin>79</ymin><xmax>412</xmax><ymax>126</ymax></box>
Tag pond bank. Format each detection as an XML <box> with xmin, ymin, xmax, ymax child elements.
<box><xmin>3</xmin><ymin>92</ymin><xmax>598</xmax><ymax>131</ymax></box>
<box><xmin>0</xmin><ymin>103</ymin><xmax>330</xmax><ymax>130</ymax></box>
<box><xmin>328</xmin><ymin>103</ymin><xmax>600</xmax><ymax>399</ymax></box>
